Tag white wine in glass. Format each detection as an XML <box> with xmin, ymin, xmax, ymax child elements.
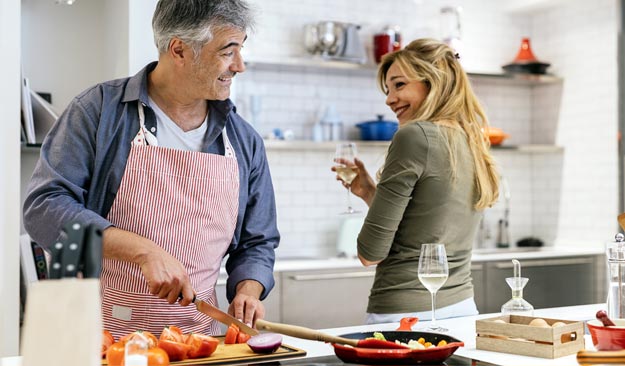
<box><xmin>334</xmin><ymin>142</ymin><xmax>360</xmax><ymax>214</ymax></box>
<box><xmin>418</xmin><ymin>243</ymin><xmax>449</xmax><ymax>332</ymax></box>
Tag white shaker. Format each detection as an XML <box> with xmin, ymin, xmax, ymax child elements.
<box><xmin>607</xmin><ymin>233</ymin><xmax>625</xmax><ymax>319</ymax></box>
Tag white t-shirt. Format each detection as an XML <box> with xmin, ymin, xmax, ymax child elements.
<box><xmin>148</xmin><ymin>96</ymin><xmax>208</xmax><ymax>151</ymax></box>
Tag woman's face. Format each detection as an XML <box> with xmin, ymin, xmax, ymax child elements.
<box><xmin>384</xmin><ymin>62</ymin><xmax>429</xmax><ymax>125</ymax></box>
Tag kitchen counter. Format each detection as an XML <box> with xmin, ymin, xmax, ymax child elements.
<box><xmin>0</xmin><ymin>304</ymin><xmax>605</xmax><ymax>366</ymax></box>
<box><xmin>271</xmin><ymin>246</ymin><xmax>604</xmax><ymax>272</ymax></box>
<box><xmin>277</xmin><ymin>303</ymin><xmax>603</xmax><ymax>366</ymax></box>
<box><xmin>0</xmin><ymin>303</ymin><xmax>604</xmax><ymax>366</ymax></box>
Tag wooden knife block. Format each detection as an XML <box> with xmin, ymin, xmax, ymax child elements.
<box><xmin>21</xmin><ymin>279</ymin><xmax>101</xmax><ymax>366</ymax></box>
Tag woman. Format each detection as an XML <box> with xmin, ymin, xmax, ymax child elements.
<box><xmin>337</xmin><ymin>38</ymin><xmax>500</xmax><ymax>324</ymax></box>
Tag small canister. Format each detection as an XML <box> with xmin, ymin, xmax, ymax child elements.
<box><xmin>606</xmin><ymin>233</ymin><xmax>625</xmax><ymax>319</ymax></box>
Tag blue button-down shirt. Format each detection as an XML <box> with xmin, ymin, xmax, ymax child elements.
<box><xmin>23</xmin><ymin>62</ymin><xmax>279</xmax><ymax>301</ymax></box>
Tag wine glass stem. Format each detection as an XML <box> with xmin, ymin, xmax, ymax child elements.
<box><xmin>347</xmin><ymin>187</ymin><xmax>353</xmax><ymax>213</ymax></box>
<box><xmin>431</xmin><ymin>291</ymin><xmax>437</xmax><ymax>326</ymax></box>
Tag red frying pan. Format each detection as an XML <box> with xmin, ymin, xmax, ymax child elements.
<box><xmin>332</xmin><ymin>317</ymin><xmax>464</xmax><ymax>365</ymax></box>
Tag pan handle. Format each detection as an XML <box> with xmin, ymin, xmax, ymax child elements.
<box><xmin>255</xmin><ymin>319</ymin><xmax>359</xmax><ymax>347</ymax></box>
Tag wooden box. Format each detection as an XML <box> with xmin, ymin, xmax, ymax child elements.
<box><xmin>475</xmin><ymin>315</ymin><xmax>585</xmax><ymax>359</ymax></box>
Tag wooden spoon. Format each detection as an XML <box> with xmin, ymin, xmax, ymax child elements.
<box><xmin>618</xmin><ymin>213</ymin><xmax>625</xmax><ymax>231</ymax></box>
<box><xmin>255</xmin><ymin>319</ymin><xmax>409</xmax><ymax>349</ymax></box>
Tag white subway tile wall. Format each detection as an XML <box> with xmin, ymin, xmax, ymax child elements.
<box><xmin>239</xmin><ymin>0</ymin><xmax>618</xmax><ymax>258</ymax></box>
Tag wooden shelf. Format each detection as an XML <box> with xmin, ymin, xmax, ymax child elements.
<box><xmin>264</xmin><ymin>140</ymin><xmax>563</xmax><ymax>154</ymax></box>
<box><xmin>244</xmin><ymin>57</ymin><xmax>563</xmax><ymax>85</ymax></box>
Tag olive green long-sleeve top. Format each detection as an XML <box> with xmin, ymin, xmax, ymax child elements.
<box><xmin>357</xmin><ymin>121</ymin><xmax>480</xmax><ymax>314</ymax></box>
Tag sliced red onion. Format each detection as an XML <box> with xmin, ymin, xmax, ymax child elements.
<box><xmin>246</xmin><ymin>333</ymin><xmax>283</xmax><ymax>354</ymax></box>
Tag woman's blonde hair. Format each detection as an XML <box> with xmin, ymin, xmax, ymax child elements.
<box><xmin>376</xmin><ymin>38</ymin><xmax>499</xmax><ymax>210</ymax></box>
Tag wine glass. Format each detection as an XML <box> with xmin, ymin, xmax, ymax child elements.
<box><xmin>334</xmin><ymin>142</ymin><xmax>359</xmax><ymax>214</ymax></box>
<box><xmin>418</xmin><ymin>243</ymin><xmax>449</xmax><ymax>331</ymax></box>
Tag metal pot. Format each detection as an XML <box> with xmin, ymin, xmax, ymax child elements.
<box><xmin>356</xmin><ymin>115</ymin><xmax>398</xmax><ymax>141</ymax></box>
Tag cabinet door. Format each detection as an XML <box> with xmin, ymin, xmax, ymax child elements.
<box><xmin>471</xmin><ymin>263</ymin><xmax>486</xmax><ymax>313</ymax></box>
<box><xmin>484</xmin><ymin>256</ymin><xmax>597</xmax><ymax>313</ymax></box>
<box><xmin>281</xmin><ymin>268</ymin><xmax>375</xmax><ymax>328</ymax></box>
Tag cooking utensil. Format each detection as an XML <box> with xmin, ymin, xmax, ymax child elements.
<box><xmin>502</xmin><ymin>38</ymin><xmax>551</xmax><ymax>75</ymax></box>
<box><xmin>255</xmin><ymin>319</ymin><xmax>408</xmax><ymax>349</ymax></box>
<box><xmin>598</xmin><ymin>310</ymin><xmax>617</xmax><ymax>326</ymax></box>
<box><xmin>192</xmin><ymin>296</ymin><xmax>259</xmax><ymax>336</ymax></box>
<box><xmin>332</xmin><ymin>330</ymin><xmax>463</xmax><ymax>364</ymax></box>
<box><xmin>356</xmin><ymin>115</ymin><xmax>398</xmax><ymax>141</ymax></box>
<box><xmin>587</xmin><ymin>319</ymin><xmax>625</xmax><ymax>350</ymax></box>
<box><xmin>577</xmin><ymin>349</ymin><xmax>625</xmax><ymax>364</ymax></box>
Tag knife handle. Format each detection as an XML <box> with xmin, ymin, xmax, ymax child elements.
<box><xmin>577</xmin><ymin>349</ymin><xmax>625</xmax><ymax>364</ymax></box>
<box><xmin>255</xmin><ymin>319</ymin><xmax>359</xmax><ymax>347</ymax></box>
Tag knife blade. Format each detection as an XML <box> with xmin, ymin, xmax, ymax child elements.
<box><xmin>193</xmin><ymin>297</ymin><xmax>259</xmax><ymax>336</ymax></box>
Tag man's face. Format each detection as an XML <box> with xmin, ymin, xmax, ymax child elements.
<box><xmin>188</xmin><ymin>26</ymin><xmax>247</xmax><ymax>101</ymax></box>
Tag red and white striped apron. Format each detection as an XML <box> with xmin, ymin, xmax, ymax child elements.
<box><xmin>101</xmin><ymin>102</ymin><xmax>239</xmax><ymax>339</ymax></box>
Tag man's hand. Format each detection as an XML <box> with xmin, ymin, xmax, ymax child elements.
<box><xmin>102</xmin><ymin>227</ymin><xmax>194</xmax><ymax>306</ymax></box>
<box><xmin>228</xmin><ymin>280</ymin><xmax>265</xmax><ymax>327</ymax></box>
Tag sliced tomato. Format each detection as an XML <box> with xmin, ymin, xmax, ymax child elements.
<box><xmin>120</xmin><ymin>330</ymin><xmax>159</xmax><ymax>348</ymax></box>
<box><xmin>224</xmin><ymin>324</ymin><xmax>240</xmax><ymax>345</ymax></box>
<box><xmin>237</xmin><ymin>331</ymin><xmax>251</xmax><ymax>344</ymax></box>
<box><xmin>148</xmin><ymin>346</ymin><xmax>170</xmax><ymax>366</ymax></box>
<box><xmin>157</xmin><ymin>339</ymin><xmax>191</xmax><ymax>362</ymax></box>
<box><xmin>185</xmin><ymin>333</ymin><xmax>220</xmax><ymax>358</ymax></box>
<box><xmin>106</xmin><ymin>341</ymin><xmax>126</xmax><ymax>366</ymax></box>
<box><xmin>159</xmin><ymin>325</ymin><xmax>186</xmax><ymax>343</ymax></box>
<box><xmin>102</xmin><ymin>330</ymin><xmax>115</xmax><ymax>359</ymax></box>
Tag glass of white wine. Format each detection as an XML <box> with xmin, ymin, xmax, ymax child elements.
<box><xmin>334</xmin><ymin>142</ymin><xmax>359</xmax><ymax>214</ymax></box>
<box><xmin>418</xmin><ymin>243</ymin><xmax>449</xmax><ymax>332</ymax></box>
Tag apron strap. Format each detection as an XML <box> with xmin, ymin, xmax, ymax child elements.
<box><xmin>136</xmin><ymin>101</ymin><xmax>236</xmax><ymax>159</ymax></box>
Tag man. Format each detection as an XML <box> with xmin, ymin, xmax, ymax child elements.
<box><xmin>23</xmin><ymin>0</ymin><xmax>279</xmax><ymax>338</ymax></box>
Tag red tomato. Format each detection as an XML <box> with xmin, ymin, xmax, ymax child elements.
<box><xmin>120</xmin><ymin>330</ymin><xmax>159</xmax><ymax>348</ymax></box>
<box><xmin>159</xmin><ymin>325</ymin><xmax>185</xmax><ymax>343</ymax></box>
<box><xmin>157</xmin><ymin>339</ymin><xmax>191</xmax><ymax>362</ymax></box>
<box><xmin>102</xmin><ymin>330</ymin><xmax>115</xmax><ymax>359</ymax></box>
<box><xmin>224</xmin><ymin>324</ymin><xmax>240</xmax><ymax>345</ymax></box>
<box><xmin>106</xmin><ymin>341</ymin><xmax>126</xmax><ymax>366</ymax></box>
<box><xmin>106</xmin><ymin>340</ymin><xmax>170</xmax><ymax>366</ymax></box>
<box><xmin>185</xmin><ymin>333</ymin><xmax>220</xmax><ymax>358</ymax></box>
<box><xmin>237</xmin><ymin>331</ymin><xmax>251</xmax><ymax>344</ymax></box>
<box><xmin>147</xmin><ymin>347</ymin><xmax>170</xmax><ymax>366</ymax></box>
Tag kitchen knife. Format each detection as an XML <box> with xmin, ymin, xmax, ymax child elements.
<box><xmin>192</xmin><ymin>296</ymin><xmax>259</xmax><ymax>336</ymax></box>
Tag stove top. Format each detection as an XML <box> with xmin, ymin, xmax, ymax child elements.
<box><xmin>248</xmin><ymin>354</ymin><xmax>499</xmax><ymax>366</ymax></box>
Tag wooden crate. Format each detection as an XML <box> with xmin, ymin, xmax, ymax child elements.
<box><xmin>475</xmin><ymin>315</ymin><xmax>585</xmax><ymax>359</ymax></box>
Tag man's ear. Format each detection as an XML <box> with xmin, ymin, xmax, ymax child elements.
<box><xmin>169</xmin><ymin>38</ymin><xmax>187</xmax><ymax>64</ymax></box>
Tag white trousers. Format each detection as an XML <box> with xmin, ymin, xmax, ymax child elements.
<box><xmin>365</xmin><ymin>297</ymin><xmax>479</xmax><ymax>325</ymax></box>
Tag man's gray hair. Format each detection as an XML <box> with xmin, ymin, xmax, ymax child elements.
<box><xmin>152</xmin><ymin>0</ymin><xmax>255</xmax><ymax>57</ymax></box>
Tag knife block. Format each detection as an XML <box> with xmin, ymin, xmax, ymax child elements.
<box><xmin>21</xmin><ymin>278</ymin><xmax>101</xmax><ymax>366</ymax></box>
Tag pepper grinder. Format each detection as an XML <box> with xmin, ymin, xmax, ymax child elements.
<box><xmin>501</xmin><ymin>259</ymin><xmax>534</xmax><ymax>315</ymax></box>
<box><xmin>606</xmin><ymin>233</ymin><xmax>625</xmax><ymax>319</ymax></box>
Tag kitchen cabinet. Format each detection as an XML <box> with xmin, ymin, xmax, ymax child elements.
<box><xmin>471</xmin><ymin>263</ymin><xmax>486</xmax><ymax>313</ymax></box>
<box><xmin>280</xmin><ymin>267</ymin><xmax>375</xmax><ymax>329</ymax></box>
<box><xmin>476</xmin><ymin>254</ymin><xmax>605</xmax><ymax>314</ymax></box>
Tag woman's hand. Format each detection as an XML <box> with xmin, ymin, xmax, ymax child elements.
<box><xmin>332</xmin><ymin>157</ymin><xmax>376</xmax><ymax>206</ymax></box>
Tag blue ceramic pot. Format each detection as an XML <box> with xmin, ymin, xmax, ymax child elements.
<box><xmin>356</xmin><ymin>115</ymin><xmax>399</xmax><ymax>141</ymax></box>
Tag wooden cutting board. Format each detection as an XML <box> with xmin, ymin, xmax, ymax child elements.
<box><xmin>102</xmin><ymin>337</ymin><xmax>306</xmax><ymax>365</ymax></box>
